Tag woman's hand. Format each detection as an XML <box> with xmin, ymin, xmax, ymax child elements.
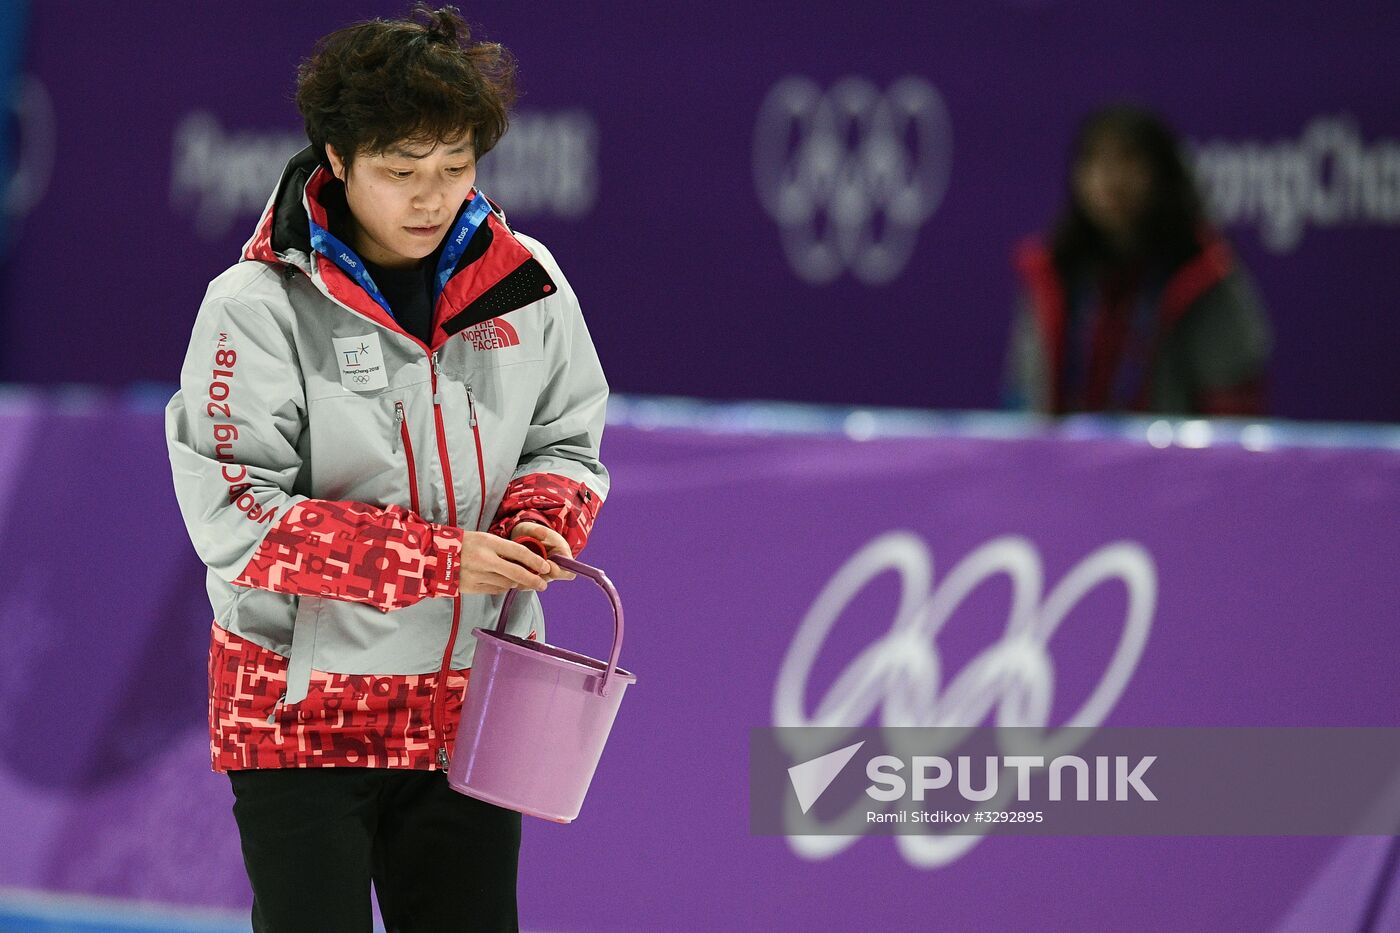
<box><xmin>509</xmin><ymin>521</ymin><xmax>578</xmax><ymax>581</ymax></box>
<box><xmin>458</xmin><ymin>531</ymin><xmax>553</xmax><ymax>595</ymax></box>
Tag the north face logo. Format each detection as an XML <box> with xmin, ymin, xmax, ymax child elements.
<box><xmin>461</xmin><ymin>318</ymin><xmax>520</xmax><ymax>352</ymax></box>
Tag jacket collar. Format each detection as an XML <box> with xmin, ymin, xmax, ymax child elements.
<box><xmin>241</xmin><ymin>146</ymin><xmax>556</xmax><ymax>351</ymax></box>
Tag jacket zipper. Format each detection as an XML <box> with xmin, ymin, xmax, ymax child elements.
<box><xmin>394</xmin><ymin>401</ymin><xmax>421</xmax><ymax>516</ymax></box>
<box><xmin>300</xmin><ymin>269</ymin><xmax>491</xmax><ymax>768</ymax></box>
<box><xmin>426</xmin><ymin>351</ymin><xmax>459</xmax><ymax>769</ymax></box>
<box><xmin>427</xmin><ymin>358</ymin><xmax>491</xmax><ymax>769</ymax></box>
<box><xmin>266</xmin><ymin>692</ymin><xmax>286</xmax><ymax>725</ymax></box>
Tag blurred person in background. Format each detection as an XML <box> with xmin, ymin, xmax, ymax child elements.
<box><xmin>1005</xmin><ymin>104</ymin><xmax>1271</xmax><ymax>416</ymax></box>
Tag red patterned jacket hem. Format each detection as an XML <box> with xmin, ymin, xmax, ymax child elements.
<box><xmin>208</xmin><ymin>620</ymin><xmax>535</xmax><ymax>772</ymax></box>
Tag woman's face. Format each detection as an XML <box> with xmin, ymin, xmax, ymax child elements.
<box><xmin>325</xmin><ymin>131</ymin><xmax>478</xmax><ymax>269</ymax></box>
<box><xmin>1074</xmin><ymin>134</ymin><xmax>1153</xmax><ymax>244</ymax></box>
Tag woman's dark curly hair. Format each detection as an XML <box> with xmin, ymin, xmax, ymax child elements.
<box><xmin>295</xmin><ymin>4</ymin><xmax>517</xmax><ymax>171</ymax></box>
<box><xmin>1050</xmin><ymin>104</ymin><xmax>1206</xmax><ymax>275</ymax></box>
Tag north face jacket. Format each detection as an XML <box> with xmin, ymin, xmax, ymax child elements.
<box><xmin>164</xmin><ymin>146</ymin><xmax>609</xmax><ymax>773</ymax></box>
<box><xmin>1007</xmin><ymin>230</ymin><xmax>1271</xmax><ymax>415</ymax></box>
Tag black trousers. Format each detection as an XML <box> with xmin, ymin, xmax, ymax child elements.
<box><xmin>228</xmin><ymin>767</ymin><xmax>521</xmax><ymax>933</ymax></box>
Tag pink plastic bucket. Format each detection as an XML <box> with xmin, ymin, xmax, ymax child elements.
<box><xmin>447</xmin><ymin>555</ymin><xmax>636</xmax><ymax>823</ymax></box>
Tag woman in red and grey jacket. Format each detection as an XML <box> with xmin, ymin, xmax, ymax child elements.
<box><xmin>163</xmin><ymin>8</ymin><xmax>606</xmax><ymax>930</ymax></box>
<box><xmin>1006</xmin><ymin>105</ymin><xmax>1272</xmax><ymax>417</ymax></box>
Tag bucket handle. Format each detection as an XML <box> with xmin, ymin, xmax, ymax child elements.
<box><xmin>494</xmin><ymin>553</ymin><xmax>627</xmax><ymax>697</ymax></box>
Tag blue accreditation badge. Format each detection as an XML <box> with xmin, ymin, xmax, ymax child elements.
<box><xmin>307</xmin><ymin>187</ymin><xmax>493</xmax><ymax>319</ymax></box>
<box><xmin>434</xmin><ymin>189</ymin><xmax>494</xmax><ymax>301</ymax></box>
<box><xmin>307</xmin><ymin>218</ymin><xmax>395</xmax><ymax>318</ymax></box>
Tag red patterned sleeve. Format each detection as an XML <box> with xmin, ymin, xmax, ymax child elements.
<box><xmin>488</xmin><ymin>473</ymin><xmax>602</xmax><ymax>556</ymax></box>
<box><xmin>231</xmin><ymin>499</ymin><xmax>462</xmax><ymax>612</ymax></box>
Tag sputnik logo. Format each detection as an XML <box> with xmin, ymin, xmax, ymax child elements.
<box><xmin>789</xmin><ymin>741</ymin><xmax>865</xmax><ymax>814</ymax></box>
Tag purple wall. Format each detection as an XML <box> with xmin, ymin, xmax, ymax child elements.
<box><xmin>2</xmin><ymin>389</ymin><xmax>1399</xmax><ymax>929</ymax></box>
<box><xmin>2</xmin><ymin>3</ymin><xmax>1398</xmax><ymax>419</ymax></box>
